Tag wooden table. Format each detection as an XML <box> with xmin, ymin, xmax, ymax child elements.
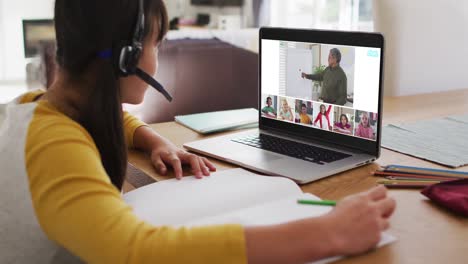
<box><xmin>126</xmin><ymin>89</ymin><xmax>468</xmax><ymax>264</ymax></box>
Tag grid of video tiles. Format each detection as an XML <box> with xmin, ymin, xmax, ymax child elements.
<box><xmin>261</xmin><ymin>94</ymin><xmax>378</xmax><ymax>141</ymax></box>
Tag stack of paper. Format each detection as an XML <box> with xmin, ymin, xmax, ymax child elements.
<box><xmin>382</xmin><ymin>115</ymin><xmax>468</xmax><ymax>168</ymax></box>
<box><xmin>175</xmin><ymin>108</ymin><xmax>258</xmax><ymax>134</ymax></box>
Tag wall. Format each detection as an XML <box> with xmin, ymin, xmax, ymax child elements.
<box><xmin>164</xmin><ymin>0</ymin><xmax>253</xmax><ymax>28</ymax></box>
<box><xmin>373</xmin><ymin>0</ymin><xmax>468</xmax><ymax>96</ymax></box>
<box><xmin>285</xmin><ymin>48</ymin><xmax>313</xmax><ymax>100</ymax></box>
<box><xmin>0</xmin><ymin>0</ymin><xmax>55</xmax><ymax>81</ymax></box>
<box><xmin>0</xmin><ymin>0</ymin><xmax>4</xmax><ymax>80</ymax></box>
<box><xmin>0</xmin><ymin>0</ymin><xmax>253</xmax><ymax>81</ymax></box>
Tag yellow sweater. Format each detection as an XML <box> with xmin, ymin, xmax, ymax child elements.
<box><xmin>0</xmin><ymin>90</ymin><xmax>246</xmax><ymax>263</ymax></box>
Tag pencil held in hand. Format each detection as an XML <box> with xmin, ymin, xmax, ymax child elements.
<box><xmin>297</xmin><ymin>199</ymin><xmax>337</xmax><ymax>206</ymax></box>
<box><xmin>322</xmin><ymin>186</ymin><xmax>396</xmax><ymax>256</ymax></box>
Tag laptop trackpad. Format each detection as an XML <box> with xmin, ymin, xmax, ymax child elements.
<box><xmin>230</xmin><ymin>150</ymin><xmax>283</xmax><ymax>164</ymax></box>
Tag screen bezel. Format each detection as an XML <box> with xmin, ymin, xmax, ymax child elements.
<box><xmin>259</xmin><ymin>27</ymin><xmax>385</xmax><ymax>157</ymax></box>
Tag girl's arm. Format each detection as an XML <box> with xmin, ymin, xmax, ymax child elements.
<box><xmin>27</xmin><ymin>120</ymin><xmax>243</xmax><ymax>264</ymax></box>
<box><xmin>334</xmin><ymin>127</ymin><xmax>349</xmax><ymax>134</ymax></box>
<box><xmin>314</xmin><ymin>114</ymin><xmax>321</xmax><ymax>125</ymax></box>
<box><xmin>326</xmin><ymin>105</ymin><xmax>332</xmax><ymax>116</ymax></box>
<box><xmin>133</xmin><ymin>125</ymin><xmax>216</xmax><ymax>179</ymax></box>
<box><xmin>123</xmin><ymin>111</ymin><xmax>147</xmax><ymax>148</ymax></box>
<box><xmin>124</xmin><ymin>112</ymin><xmax>215</xmax><ymax>179</ymax></box>
<box><xmin>245</xmin><ymin>186</ymin><xmax>396</xmax><ymax>263</ymax></box>
<box><xmin>355</xmin><ymin>126</ymin><xmax>361</xmax><ymax>137</ymax></box>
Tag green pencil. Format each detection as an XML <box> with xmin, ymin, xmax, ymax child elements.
<box><xmin>297</xmin><ymin>199</ymin><xmax>337</xmax><ymax>206</ymax></box>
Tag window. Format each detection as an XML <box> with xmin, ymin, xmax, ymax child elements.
<box><xmin>269</xmin><ymin>0</ymin><xmax>373</xmax><ymax>31</ymax></box>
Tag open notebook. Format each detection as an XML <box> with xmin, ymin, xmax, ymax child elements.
<box><xmin>123</xmin><ymin>168</ymin><xmax>396</xmax><ymax>263</ymax></box>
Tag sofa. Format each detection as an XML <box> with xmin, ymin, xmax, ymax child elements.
<box><xmin>127</xmin><ymin>38</ymin><xmax>259</xmax><ymax>123</ymax></box>
<box><xmin>35</xmin><ymin>38</ymin><xmax>259</xmax><ymax>124</ymax></box>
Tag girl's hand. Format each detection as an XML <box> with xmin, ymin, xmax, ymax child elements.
<box><xmin>150</xmin><ymin>141</ymin><xmax>216</xmax><ymax>180</ymax></box>
<box><xmin>323</xmin><ymin>186</ymin><xmax>396</xmax><ymax>256</ymax></box>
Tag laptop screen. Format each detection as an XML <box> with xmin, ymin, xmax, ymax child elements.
<box><xmin>260</xmin><ymin>31</ymin><xmax>383</xmax><ymax>152</ymax></box>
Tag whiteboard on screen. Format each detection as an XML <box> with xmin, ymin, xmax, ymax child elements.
<box><xmin>285</xmin><ymin>48</ymin><xmax>313</xmax><ymax>100</ymax></box>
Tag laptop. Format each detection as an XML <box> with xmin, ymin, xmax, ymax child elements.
<box><xmin>184</xmin><ymin>27</ymin><xmax>384</xmax><ymax>184</ymax></box>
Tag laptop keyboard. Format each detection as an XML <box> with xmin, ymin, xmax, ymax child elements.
<box><xmin>232</xmin><ymin>134</ymin><xmax>351</xmax><ymax>164</ymax></box>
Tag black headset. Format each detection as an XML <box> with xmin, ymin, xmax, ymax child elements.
<box><xmin>118</xmin><ymin>0</ymin><xmax>173</xmax><ymax>102</ymax></box>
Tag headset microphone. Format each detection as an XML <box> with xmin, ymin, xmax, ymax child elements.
<box><xmin>135</xmin><ymin>67</ymin><xmax>172</xmax><ymax>101</ymax></box>
<box><xmin>117</xmin><ymin>0</ymin><xmax>173</xmax><ymax>102</ymax></box>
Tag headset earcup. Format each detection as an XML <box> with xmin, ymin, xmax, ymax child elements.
<box><xmin>118</xmin><ymin>45</ymin><xmax>142</xmax><ymax>76</ymax></box>
<box><xmin>118</xmin><ymin>46</ymin><xmax>129</xmax><ymax>76</ymax></box>
<box><xmin>117</xmin><ymin>0</ymin><xmax>144</xmax><ymax>77</ymax></box>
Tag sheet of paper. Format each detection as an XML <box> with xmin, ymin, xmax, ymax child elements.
<box><xmin>382</xmin><ymin>115</ymin><xmax>468</xmax><ymax>167</ymax></box>
<box><xmin>185</xmin><ymin>193</ymin><xmax>396</xmax><ymax>264</ymax></box>
<box><xmin>447</xmin><ymin>114</ymin><xmax>468</xmax><ymax>124</ymax></box>
<box><xmin>310</xmin><ymin>233</ymin><xmax>396</xmax><ymax>264</ymax></box>
<box><xmin>175</xmin><ymin>108</ymin><xmax>258</xmax><ymax>134</ymax></box>
<box><xmin>123</xmin><ymin>168</ymin><xmax>303</xmax><ymax>226</ymax></box>
<box><xmin>185</xmin><ymin>193</ymin><xmax>326</xmax><ymax>227</ymax></box>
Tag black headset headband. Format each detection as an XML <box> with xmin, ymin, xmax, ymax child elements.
<box><xmin>118</xmin><ymin>0</ymin><xmax>173</xmax><ymax>102</ymax></box>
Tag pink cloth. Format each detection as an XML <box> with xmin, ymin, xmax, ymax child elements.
<box><xmin>334</xmin><ymin>122</ymin><xmax>351</xmax><ymax>129</ymax></box>
<box><xmin>355</xmin><ymin>124</ymin><xmax>374</xmax><ymax>139</ymax></box>
<box><xmin>421</xmin><ymin>179</ymin><xmax>468</xmax><ymax>217</ymax></box>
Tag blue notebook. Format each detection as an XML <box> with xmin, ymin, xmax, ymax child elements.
<box><xmin>175</xmin><ymin>108</ymin><xmax>258</xmax><ymax>134</ymax></box>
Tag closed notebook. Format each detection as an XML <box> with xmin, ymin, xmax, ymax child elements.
<box><xmin>123</xmin><ymin>168</ymin><xmax>396</xmax><ymax>264</ymax></box>
<box><xmin>175</xmin><ymin>108</ymin><xmax>258</xmax><ymax>134</ymax></box>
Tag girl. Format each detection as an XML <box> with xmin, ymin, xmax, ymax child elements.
<box><xmin>298</xmin><ymin>103</ymin><xmax>312</xmax><ymax>125</ymax></box>
<box><xmin>334</xmin><ymin>114</ymin><xmax>352</xmax><ymax>134</ymax></box>
<box><xmin>314</xmin><ymin>104</ymin><xmax>332</xmax><ymax>131</ymax></box>
<box><xmin>261</xmin><ymin>96</ymin><xmax>277</xmax><ymax>118</ymax></box>
<box><xmin>355</xmin><ymin>111</ymin><xmax>376</xmax><ymax>140</ymax></box>
<box><xmin>278</xmin><ymin>98</ymin><xmax>294</xmax><ymax>122</ymax></box>
<box><xmin>0</xmin><ymin>1</ymin><xmax>394</xmax><ymax>263</ymax></box>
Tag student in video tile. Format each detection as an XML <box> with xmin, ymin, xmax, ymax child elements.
<box><xmin>279</xmin><ymin>98</ymin><xmax>294</xmax><ymax>121</ymax></box>
<box><xmin>314</xmin><ymin>104</ymin><xmax>332</xmax><ymax>131</ymax></box>
<box><xmin>301</xmin><ymin>48</ymin><xmax>347</xmax><ymax>105</ymax></box>
<box><xmin>299</xmin><ymin>104</ymin><xmax>312</xmax><ymax>124</ymax></box>
<box><xmin>261</xmin><ymin>96</ymin><xmax>277</xmax><ymax>118</ymax></box>
<box><xmin>333</xmin><ymin>114</ymin><xmax>352</xmax><ymax>135</ymax></box>
<box><xmin>355</xmin><ymin>112</ymin><xmax>375</xmax><ymax>140</ymax></box>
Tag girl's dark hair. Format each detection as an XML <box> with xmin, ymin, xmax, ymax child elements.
<box><xmin>340</xmin><ymin>114</ymin><xmax>348</xmax><ymax>123</ymax></box>
<box><xmin>320</xmin><ymin>104</ymin><xmax>326</xmax><ymax>113</ymax></box>
<box><xmin>54</xmin><ymin>0</ymin><xmax>168</xmax><ymax>189</ymax></box>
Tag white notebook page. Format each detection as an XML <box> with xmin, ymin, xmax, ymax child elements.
<box><xmin>123</xmin><ymin>168</ymin><xmax>303</xmax><ymax>225</ymax></box>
